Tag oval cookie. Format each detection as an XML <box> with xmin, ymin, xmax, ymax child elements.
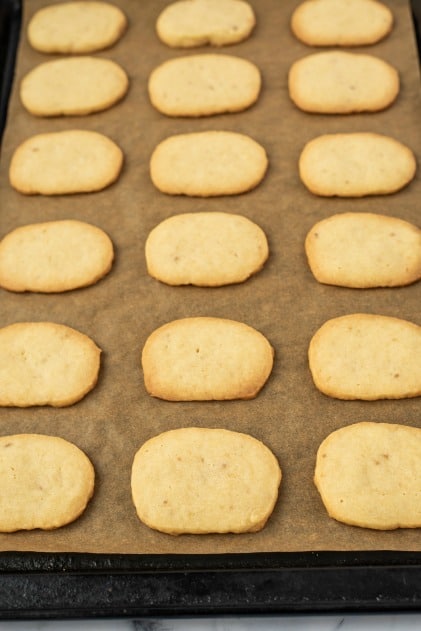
<box><xmin>299</xmin><ymin>133</ymin><xmax>416</xmax><ymax>198</ymax></box>
<box><xmin>291</xmin><ymin>0</ymin><xmax>393</xmax><ymax>47</ymax></box>
<box><xmin>27</xmin><ymin>1</ymin><xmax>127</xmax><ymax>54</ymax></box>
<box><xmin>145</xmin><ymin>212</ymin><xmax>268</xmax><ymax>286</ymax></box>
<box><xmin>9</xmin><ymin>130</ymin><xmax>123</xmax><ymax>195</ymax></box>
<box><xmin>20</xmin><ymin>57</ymin><xmax>129</xmax><ymax>117</ymax></box>
<box><xmin>0</xmin><ymin>322</ymin><xmax>101</xmax><ymax>407</ymax></box>
<box><xmin>131</xmin><ymin>427</ymin><xmax>281</xmax><ymax>534</ymax></box>
<box><xmin>305</xmin><ymin>213</ymin><xmax>421</xmax><ymax>288</ymax></box>
<box><xmin>141</xmin><ymin>317</ymin><xmax>274</xmax><ymax>401</ymax></box>
<box><xmin>150</xmin><ymin>131</ymin><xmax>268</xmax><ymax>197</ymax></box>
<box><xmin>148</xmin><ymin>54</ymin><xmax>261</xmax><ymax>117</ymax></box>
<box><xmin>308</xmin><ymin>314</ymin><xmax>421</xmax><ymax>400</ymax></box>
<box><xmin>0</xmin><ymin>220</ymin><xmax>114</xmax><ymax>293</ymax></box>
<box><xmin>156</xmin><ymin>0</ymin><xmax>256</xmax><ymax>48</ymax></box>
<box><xmin>315</xmin><ymin>422</ymin><xmax>421</xmax><ymax>530</ymax></box>
<box><xmin>0</xmin><ymin>434</ymin><xmax>95</xmax><ymax>532</ymax></box>
<box><xmin>288</xmin><ymin>51</ymin><xmax>399</xmax><ymax>114</ymax></box>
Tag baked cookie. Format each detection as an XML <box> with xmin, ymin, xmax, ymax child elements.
<box><xmin>299</xmin><ymin>133</ymin><xmax>416</xmax><ymax>197</ymax></box>
<box><xmin>27</xmin><ymin>1</ymin><xmax>127</xmax><ymax>54</ymax></box>
<box><xmin>131</xmin><ymin>427</ymin><xmax>281</xmax><ymax>534</ymax></box>
<box><xmin>9</xmin><ymin>130</ymin><xmax>123</xmax><ymax>195</ymax></box>
<box><xmin>0</xmin><ymin>322</ymin><xmax>101</xmax><ymax>407</ymax></box>
<box><xmin>308</xmin><ymin>314</ymin><xmax>421</xmax><ymax>400</ymax></box>
<box><xmin>141</xmin><ymin>317</ymin><xmax>274</xmax><ymax>400</ymax></box>
<box><xmin>156</xmin><ymin>0</ymin><xmax>256</xmax><ymax>48</ymax></box>
<box><xmin>145</xmin><ymin>212</ymin><xmax>268</xmax><ymax>286</ymax></box>
<box><xmin>0</xmin><ymin>220</ymin><xmax>114</xmax><ymax>293</ymax></box>
<box><xmin>0</xmin><ymin>434</ymin><xmax>95</xmax><ymax>532</ymax></box>
<box><xmin>291</xmin><ymin>0</ymin><xmax>393</xmax><ymax>47</ymax></box>
<box><xmin>288</xmin><ymin>51</ymin><xmax>399</xmax><ymax>114</ymax></box>
<box><xmin>150</xmin><ymin>131</ymin><xmax>268</xmax><ymax>196</ymax></box>
<box><xmin>315</xmin><ymin>422</ymin><xmax>421</xmax><ymax>530</ymax></box>
<box><xmin>305</xmin><ymin>212</ymin><xmax>421</xmax><ymax>288</ymax></box>
<box><xmin>148</xmin><ymin>54</ymin><xmax>261</xmax><ymax>117</ymax></box>
<box><xmin>20</xmin><ymin>56</ymin><xmax>129</xmax><ymax>117</ymax></box>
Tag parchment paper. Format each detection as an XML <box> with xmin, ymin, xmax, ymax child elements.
<box><xmin>0</xmin><ymin>0</ymin><xmax>420</xmax><ymax>554</ymax></box>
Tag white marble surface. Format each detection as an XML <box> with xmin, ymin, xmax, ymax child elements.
<box><xmin>1</xmin><ymin>615</ymin><xmax>421</xmax><ymax>630</ymax></box>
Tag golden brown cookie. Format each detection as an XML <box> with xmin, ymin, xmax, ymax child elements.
<box><xmin>288</xmin><ymin>51</ymin><xmax>399</xmax><ymax>114</ymax></box>
<box><xmin>141</xmin><ymin>317</ymin><xmax>274</xmax><ymax>400</ymax></box>
<box><xmin>148</xmin><ymin>54</ymin><xmax>261</xmax><ymax>117</ymax></box>
<box><xmin>9</xmin><ymin>130</ymin><xmax>123</xmax><ymax>195</ymax></box>
<box><xmin>20</xmin><ymin>56</ymin><xmax>129</xmax><ymax>117</ymax></box>
<box><xmin>150</xmin><ymin>131</ymin><xmax>268</xmax><ymax>196</ymax></box>
<box><xmin>145</xmin><ymin>212</ymin><xmax>268</xmax><ymax>286</ymax></box>
<box><xmin>308</xmin><ymin>314</ymin><xmax>421</xmax><ymax>400</ymax></box>
<box><xmin>0</xmin><ymin>220</ymin><xmax>114</xmax><ymax>293</ymax></box>
<box><xmin>291</xmin><ymin>0</ymin><xmax>393</xmax><ymax>47</ymax></box>
<box><xmin>27</xmin><ymin>1</ymin><xmax>127</xmax><ymax>54</ymax></box>
<box><xmin>156</xmin><ymin>0</ymin><xmax>256</xmax><ymax>47</ymax></box>
<box><xmin>131</xmin><ymin>427</ymin><xmax>281</xmax><ymax>534</ymax></box>
<box><xmin>315</xmin><ymin>422</ymin><xmax>421</xmax><ymax>530</ymax></box>
<box><xmin>0</xmin><ymin>322</ymin><xmax>101</xmax><ymax>407</ymax></box>
<box><xmin>305</xmin><ymin>212</ymin><xmax>421</xmax><ymax>288</ymax></box>
<box><xmin>299</xmin><ymin>133</ymin><xmax>416</xmax><ymax>197</ymax></box>
<box><xmin>0</xmin><ymin>434</ymin><xmax>95</xmax><ymax>532</ymax></box>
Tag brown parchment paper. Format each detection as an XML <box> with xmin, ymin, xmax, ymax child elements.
<box><xmin>0</xmin><ymin>0</ymin><xmax>420</xmax><ymax>555</ymax></box>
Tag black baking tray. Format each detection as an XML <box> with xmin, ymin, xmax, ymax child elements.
<box><xmin>0</xmin><ymin>0</ymin><xmax>20</xmax><ymax>142</ymax></box>
<box><xmin>1</xmin><ymin>550</ymin><xmax>421</xmax><ymax>618</ymax></box>
<box><xmin>0</xmin><ymin>0</ymin><xmax>421</xmax><ymax>620</ymax></box>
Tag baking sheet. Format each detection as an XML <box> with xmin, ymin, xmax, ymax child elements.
<box><xmin>0</xmin><ymin>0</ymin><xmax>420</xmax><ymax>563</ymax></box>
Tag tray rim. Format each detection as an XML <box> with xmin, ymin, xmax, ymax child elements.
<box><xmin>0</xmin><ymin>0</ymin><xmax>21</xmax><ymax>142</ymax></box>
<box><xmin>1</xmin><ymin>550</ymin><xmax>421</xmax><ymax>618</ymax></box>
<box><xmin>0</xmin><ymin>0</ymin><xmax>421</xmax><ymax>619</ymax></box>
